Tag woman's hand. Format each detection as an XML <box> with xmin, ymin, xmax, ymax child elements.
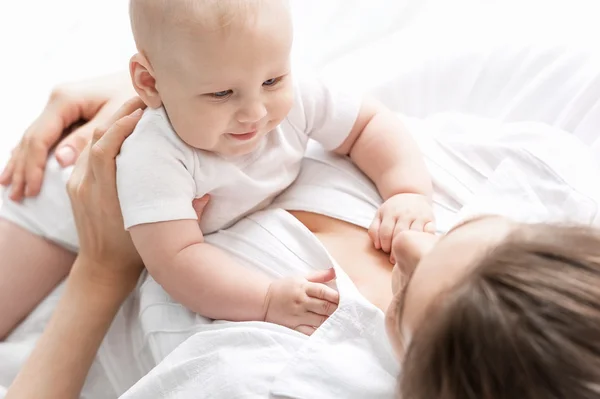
<box><xmin>66</xmin><ymin>97</ymin><xmax>211</xmax><ymax>288</ymax></box>
<box><xmin>6</xmin><ymin>98</ymin><xmax>213</xmax><ymax>399</ymax></box>
<box><xmin>0</xmin><ymin>72</ymin><xmax>135</xmax><ymax>201</ymax></box>
<box><xmin>66</xmin><ymin>97</ymin><xmax>146</xmax><ymax>287</ymax></box>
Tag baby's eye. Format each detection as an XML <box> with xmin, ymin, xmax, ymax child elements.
<box><xmin>263</xmin><ymin>77</ymin><xmax>281</xmax><ymax>87</ymax></box>
<box><xmin>211</xmin><ymin>90</ymin><xmax>233</xmax><ymax>98</ymax></box>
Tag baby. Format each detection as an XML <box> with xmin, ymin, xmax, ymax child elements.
<box><xmin>119</xmin><ymin>0</ymin><xmax>435</xmax><ymax>331</ymax></box>
<box><xmin>0</xmin><ymin>0</ymin><xmax>434</xmax><ymax>338</ymax></box>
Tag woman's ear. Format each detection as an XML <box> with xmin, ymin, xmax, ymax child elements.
<box><xmin>130</xmin><ymin>53</ymin><xmax>163</xmax><ymax>109</ymax></box>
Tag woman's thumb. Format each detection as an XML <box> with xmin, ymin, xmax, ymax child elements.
<box><xmin>55</xmin><ymin>121</ymin><xmax>93</xmax><ymax>167</ymax></box>
<box><xmin>305</xmin><ymin>268</ymin><xmax>336</xmax><ymax>284</ymax></box>
<box><xmin>192</xmin><ymin>195</ymin><xmax>211</xmax><ymax>219</ymax></box>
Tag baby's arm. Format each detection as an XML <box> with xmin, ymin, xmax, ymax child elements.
<box><xmin>334</xmin><ymin>98</ymin><xmax>435</xmax><ymax>254</ymax></box>
<box><xmin>130</xmin><ymin>220</ymin><xmax>339</xmax><ymax>330</ymax></box>
<box><xmin>335</xmin><ymin>98</ymin><xmax>432</xmax><ymax>201</ymax></box>
<box><xmin>130</xmin><ymin>220</ymin><xmax>270</xmax><ymax>321</ymax></box>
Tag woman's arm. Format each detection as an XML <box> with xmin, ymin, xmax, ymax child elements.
<box><xmin>0</xmin><ymin>71</ymin><xmax>135</xmax><ymax>201</ymax></box>
<box><xmin>5</xmin><ymin>257</ymin><xmax>138</xmax><ymax>399</ymax></box>
<box><xmin>5</xmin><ymin>98</ymin><xmax>148</xmax><ymax>399</ymax></box>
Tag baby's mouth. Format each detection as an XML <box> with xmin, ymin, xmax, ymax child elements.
<box><xmin>227</xmin><ymin>130</ymin><xmax>258</xmax><ymax>141</ymax></box>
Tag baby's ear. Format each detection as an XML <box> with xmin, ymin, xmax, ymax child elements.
<box><xmin>130</xmin><ymin>53</ymin><xmax>162</xmax><ymax>109</ymax></box>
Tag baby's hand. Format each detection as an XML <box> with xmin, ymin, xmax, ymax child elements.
<box><xmin>264</xmin><ymin>268</ymin><xmax>339</xmax><ymax>336</ymax></box>
<box><xmin>369</xmin><ymin>193</ymin><xmax>435</xmax><ymax>259</ymax></box>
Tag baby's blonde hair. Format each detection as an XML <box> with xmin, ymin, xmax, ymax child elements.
<box><xmin>130</xmin><ymin>0</ymin><xmax>278</xmax><ymax>59</ymax></box>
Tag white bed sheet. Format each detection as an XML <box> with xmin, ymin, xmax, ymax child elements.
<box><xmin>2</xmin><ymin>0</ymin><xmax>600</xmax><ymax>397</ymax></box>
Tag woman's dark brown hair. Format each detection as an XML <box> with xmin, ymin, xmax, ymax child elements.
<box><xmin>399</xmin><ymin>223</ymin><xmax>600</xmax><ymax>399</ymax></box>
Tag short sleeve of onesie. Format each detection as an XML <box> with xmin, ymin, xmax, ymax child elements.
<box><xmin>286</xmin><ymin>76</ymin><xmax>363</xmax><ymax>151</ymax></box>
<box><xmin>116</xmin><ymin>108</ymin><xmax>198</xmax><ymax>230</ymax></box>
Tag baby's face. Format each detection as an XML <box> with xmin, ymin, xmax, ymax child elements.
<box><xmin>152</xmin><ymin>1</ymin><xmax>294</xmax><ymax>156</ymax></box>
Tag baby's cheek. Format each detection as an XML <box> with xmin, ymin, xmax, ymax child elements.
<box><xmin>272</xmin><ymin>88</ymin><xmax>294</xmax><ymax>120</ymax></box>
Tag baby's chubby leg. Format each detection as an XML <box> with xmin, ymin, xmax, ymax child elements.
<box><xmin>0</xmin><ymin>219</ymin><xmax>75</xmax><ymax>339</ymax></box>
<box><xmin>0</xmin><ymin>157</ymin><xmax>79</xmax><ymax>339</ymax></box>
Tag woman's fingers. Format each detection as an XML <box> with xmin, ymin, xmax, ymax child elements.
<box><xmin>91</xmin><ymin>97</ymin><xmax>145</xmax><ymax>147</ymax></box>
<box><xmin>55</xmin><ymin>122</ymin><xmax>94</xmax><ymax>167</ymax></box>
<box><xmin>9</xmin><ymin>149</ymin><xmax>26</xmax><ymax>201</ymax></box>
<box><xmin>0</xmin><ymin>155</ymin><xmax>16</xmax><ymax>186</ymax></box>
<box><xmin>91</xmin><ymin>108</ymin><xmax>142</xmax><ymax>161</ymax></box>
<box><xmin>66</xmin><ymin>142</ymin><xmax>92</xmax><ymax>202</ymax></box>
<box><xmin>89</xmin><ymin>101</ymin><xmax>144</xmax><ymax>182</ymax></box>
<box><xmin>23</xmin><ymin>134</ymin><xmax>53</xmax><ymax>197</ymax></box>
<box><xmin>18</xmin><ymin>90</ymin><xmax>88</xmax><ymax>195</ymax></box>
<box><xmin>55</xmin><ymin>98</ymin><xmax>138</xmax><ymax>167</ymax></box>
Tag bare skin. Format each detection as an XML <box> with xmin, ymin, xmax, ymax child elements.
<box><xmin>291</xmin><ymin>211</ymin><xmax>394</xmax><ymax>311</ymax></box>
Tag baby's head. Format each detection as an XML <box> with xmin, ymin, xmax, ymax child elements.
<box><xmin>129</xmin><ymin>0</ymin><xmax>294</xmax><ymax>156</ymax></box>
<box><xmin>387</xmin><ymin>218</ymin><xmax>600</xmax><ymax>398</ymax></box>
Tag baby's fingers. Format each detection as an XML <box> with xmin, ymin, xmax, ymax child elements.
<box><xmin>295</xmin><ymin>325</ymin><xmax>316</xmax><ymax>336</ymax></box>
<box><xmin>305</xmin><ymin>282</ymin><xmax>339</xmax><ymax>305</ymax></box>
<box><xmin>306</xmin><ymin>297</ymin><xmax>338</xmax><ymax>317</ymax></box>
<box><xmin>409</xmin><ymin>218</ymin><xmax>425</xmax><ymax>232</ymax></box>
<box><xmin>369</xmin><ymin>214</ymin><xmax>382</xmax><ymax>250</ymax></box>
<box><xmin>298</xmin><ymin>312</ymin><xmax>328</xmax><ymax>330</ymax></box>
<box><xmin>379</xmin><ymin>216</ymin><xmax>401</xmax><ymax>253</ymax></box>
<box><xmin>424</xmin><ymin>221</ymin><xmax>436</xmax><ymax>233</ymax></box>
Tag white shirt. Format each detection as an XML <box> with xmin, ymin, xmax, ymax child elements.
<box><xmin>116</xmin><ymin>78</ymin><xmax>362</xmax><ymax>232</ymax></box>
<box><xmin>112</xmin><ymin>115</ymin><xmax>600</xmax><ymax>399</ymax></box>
<box><xmin>120</xmin><ymin>209</ymin><xmax>401</xmax><ymax>399</ymax></box>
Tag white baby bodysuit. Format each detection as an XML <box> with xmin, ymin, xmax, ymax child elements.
<box><xmin>116</xmin><ymin>78</ymin><xmax>362</xmax><ymax>233</ymax></box>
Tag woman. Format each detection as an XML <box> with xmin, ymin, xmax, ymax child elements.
<box><xmin>390</xmin><ymin>219</ymin><xmax>600</xmax><ymax>398</ymax></box>
<box><xmin>4</xmin><ymin>74</ymin><xmax>600</xmax><ymax>398</ymax></box>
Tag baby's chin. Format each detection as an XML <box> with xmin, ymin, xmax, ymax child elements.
<box><xmin>217</xmin><ymin>134</ymin><xmax>267</xmax><ymax>157</ymax></box>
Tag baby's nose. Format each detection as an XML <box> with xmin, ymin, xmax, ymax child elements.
<box><xmin>237</xmin><ymin>101</ymin><xmax>267</xmax><ymax>124</ymax></box>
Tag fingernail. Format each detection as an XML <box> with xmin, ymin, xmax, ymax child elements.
<box><xmin>56</xmin><ymin>146</ymin><xmax>76</xmax><ymax>166</ymax></box>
